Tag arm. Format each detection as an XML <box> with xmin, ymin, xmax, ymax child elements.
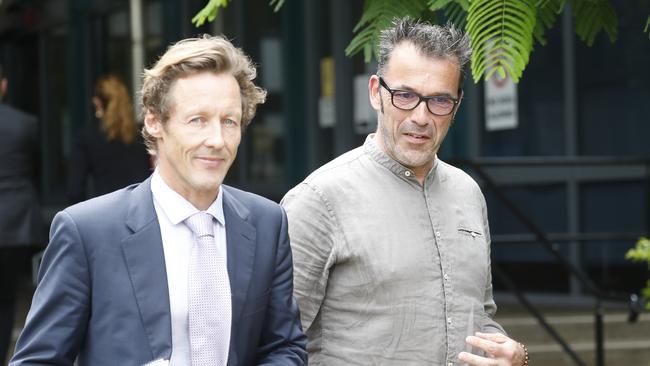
<box><xmin>280</xmin><ymin>182</ymin><xmax>337</xmax><ymax>332</ymax></box>
<box><xmin>10</xmin><ymin>211</ymin><xmax>90</xmax><ymax>366</ymax></box>
<box><xmin>255</xmin><ymin>207</ymin><xmax>308</xmax><ymax>365</ymax></box>
<box><xmin>459</xmin><ymin>190</ymin><xmax>526</xmax><ymax>366</ymax></box>
<box><xmin>478</xmin><ymin>188</ymin><xmax>506</xmax><ymax>335</ymax></box>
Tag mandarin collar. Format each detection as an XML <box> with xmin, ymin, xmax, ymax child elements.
<box><xmin>363</xmin><ymin>133</ymin><xmax>438</xmax><ymax>184</ymax></box>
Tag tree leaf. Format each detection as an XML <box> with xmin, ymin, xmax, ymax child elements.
<box><xmin>270</xmin><ymin>0</ymin><xmax>285</xmax><ymax>12</ymax></box>
<box><xmin>192</xmin><ymin>0</ymin><xmax>228</xmax><ymax>26</ymax></box>
<box><xmin>345</xmin><ymin>0</ymin><xmax>427</xmax><ymax>62</ymax></box>
<box><xmin>570</xmin><ymin>0</ymin><xmax>618</xmax><ymax>46</ymax></box>
<box><xmin>192</xmin><ymin>0</ymin><xmax>230</xmax><ymax>27</ymax></box>
<box><xmin>534</xmin><ymin>0</ymin><xmax>566</xmax><ymax>45</ymax></box>
<box><xmin>428</xmin><ymin>0</ymin><xmax>457</xmax><ymax>11</ymax></box>
<box><xmin>467</xmin><ymin>0</ymin><xmax>537</xmax><ymax>82</ymax></box>
<box><xmin>445</xmin><ymin>2</ymin><xmax>469</xmax><ymax>28</ymax></box>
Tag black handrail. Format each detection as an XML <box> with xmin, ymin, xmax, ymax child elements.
<box><xmin>452</xmin><ymin>159</ymin><xmax>644</xmax><ymax>366</ymax></box>
<box><xmin>492</xmin><ymin>262</ymin><xmax>587</xmax><ymax>366</ymax></box>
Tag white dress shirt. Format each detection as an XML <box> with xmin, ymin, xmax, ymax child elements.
<box><xmin>150</xmin><ymin>170</ymin><xmax>229</xmax><ymax>365</ymax></box>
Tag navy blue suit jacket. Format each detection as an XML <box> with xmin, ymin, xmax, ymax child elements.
<box><xmin>10</xmin><ymin>178</ymin><xmax>307</xmax><ymax>365</ymax></box>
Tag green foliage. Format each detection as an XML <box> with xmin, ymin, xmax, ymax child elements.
<box><xmin>627</xmin><ymin>237</ymin><xmax>650</xmax><ymax>268</ymax></box>
<box><xmin>270</xmin><ymin>0</ymin><xmax>285</xmax><ymax>12</ymax></box>
<box><xmin>438</xmin><ymin>1</ymin><xmax>470</xmax><ymax>29</ymax></box>
<box><xmin>534</xmin><ymin>0</ymin><xmax>566</xmax><ymax>45</ymax></box>
<box><xmin>467</xmin><ymin>0</ymin><xmax>537</xmax><ymax>82</ymax></box>
<box><xmin>192</xmin><ymin>0</ymin><xmax>230</xmax><ymax>27</ymax></box>
<box><xmin>570</xmin><ymin>0</ymin><xmax>618</xmax><ymax>46</ymax></box>
<box><xmin>192</xmin><ymin>0</ymin><xmax>649</xmax><ymax>83</ymax></box>
<box><xmin>626</xmin><ymin>237</ymin><xmax>650</xmax><ymax>310</ymax></box>
<box><xmin>344</xmin><ymin>0</ymin><xmax>428</xmax><ymax>62</ymax></box>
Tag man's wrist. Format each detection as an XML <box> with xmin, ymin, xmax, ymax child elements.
<box><xmin>518</xmin><ymin>342</ymin><xmax>529</xmax><ymax>366</ymax></box>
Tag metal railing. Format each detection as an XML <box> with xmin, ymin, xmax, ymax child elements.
<box><xmin>452</xmin><ymin>158</ymin><xmax>647</xmax><ymax>366</ymax></box>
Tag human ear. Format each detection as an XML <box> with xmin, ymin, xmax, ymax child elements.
<box><xmin>368</xmin><ymin>75</ymin><xmax>382</xmax><ymax>112</ymax></box>
<box><xmin>144</xmin><ymin>110</ymin><xmax>163</xmax><ymax>138</ymax></box>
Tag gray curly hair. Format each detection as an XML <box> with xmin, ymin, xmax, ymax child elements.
<box><xmin>377</xmin><ymin>17</ymin><xmax>471</xmax><ymax>89</ymax></box>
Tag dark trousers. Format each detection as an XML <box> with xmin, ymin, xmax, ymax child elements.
<box><xmin>0</xmin><ymin>247</ymin><xmax>37</xmax><ymax>364</ymax></box>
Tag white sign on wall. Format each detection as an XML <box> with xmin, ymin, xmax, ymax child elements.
<box><xmin>484</xmin><ymin>73</ymin><xmax>518</xmax><ymax>131</ymax></box>
<box><xmin>353</xmin><ymin>74</ymin><xmax>376</xmax><ymax>134</ymax></box>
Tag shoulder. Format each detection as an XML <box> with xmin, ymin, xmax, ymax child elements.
<box><xmin>437</xmin><ymin>159</ymin><xmax>480</xmax><ymax>189</ymax></box>
<box><xmin>223</xmin><ymin>185</ymin><xmax>282</xmax><ymax>215</ymax></box>
<box><xmin>63</xmin><ymin>183</ymin><xmax>140</xmax><ymax>227</ymax></box>
<box><xmin>282</xmin><ymin>145</ymin><xmax>371</xmax><ymax>210</ymax></box>
<box><xmin>436</xmin><ymin>159</ymin><xmax>486</xmax><ymax>205</ymax></box>
<box><xmin>287</xmin><ymin>145</ymin><xmax>367</xmax><ymax>201</ymax></box>
<box><xmin>0</xmin><ymin>103</ymin><xmax>37</xmax><ymax>128</ymax></box>
<box><xmin>303</xmin><ymin>146</ymin><xmax>365</xmax><ymax>185</ymax></box>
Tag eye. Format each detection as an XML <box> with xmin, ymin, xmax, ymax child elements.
<box><xmin>431</xmin><ymin>96</ymin><xmax>454</xmax><ymax>106</ymax></box>
<box><xmin>393</xmin><ymin>91</ymin><xmax>416</xmax><ymax>101</ymax></box>
<box><xmin>223</xmin><ymin>118</ymin><xmax>239</xmax><ymax>127</ymax></box>
<box><xmin>188</xmin><ymin>116</ymin><xmax>205</xmax><ymax>125</ymax></box>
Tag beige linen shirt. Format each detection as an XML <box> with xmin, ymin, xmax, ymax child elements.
<box><xmin>281</xmin><ymin>135</ymin><xmax>505</xmax><ymax>366</ymax></box>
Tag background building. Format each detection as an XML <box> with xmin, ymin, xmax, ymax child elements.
<box><xmin>1</xmin><ymin>0</ymin><xmax>649</xmax><ymax>306</ymax></box>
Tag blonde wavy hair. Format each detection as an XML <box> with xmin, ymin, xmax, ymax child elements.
<box><xmin>140</xmin><ymin>34</ymin><xmax>267</xmax><ymax>154</ymax></box>
<box><xmin>94</xmin><ymin>74</ymin><xmax>137</xmax><ymax>144</ymax></box>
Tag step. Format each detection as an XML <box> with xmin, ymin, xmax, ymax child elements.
<box><xmin>497</xmin><ymin>312</ymin><xmax>650</xmax><ymax>344</ymax></box>
<box><xmin>494</xmin><ymin>307</ymin><xmax>650</xmax><ymax>365</ymax></box>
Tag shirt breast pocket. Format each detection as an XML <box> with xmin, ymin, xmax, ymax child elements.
<box><xmin>458</xmin><ymin>227</ymin><xmax>483</xmax><ymax>239</ymax></box>
<box><xmin>454</xmin><ymin>226</ymin><xmax>489</xmax><ymax>295</ymax></box>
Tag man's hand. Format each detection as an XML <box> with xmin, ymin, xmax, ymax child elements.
<box><xmin>458</xmin><ymin>332</ymin><xmax>527</xmax><ymax>366</ymax></box>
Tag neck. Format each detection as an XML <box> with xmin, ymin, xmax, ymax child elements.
<box><xmin>157</xmin><ymin>166</ymin><xmax>219</xmax><ymax>211</ymax></box>
<box><xmin>184</xmin><ymin>191</ymin><xmax>218</xmax><ymax>211</ymax></box>
<box><xmin>413</xmin><ymin>166</ymin><xmax>431</xmax><ymax>185</ymax></box>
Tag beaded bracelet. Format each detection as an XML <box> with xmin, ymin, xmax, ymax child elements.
<box><xmin>519</xmin><ymin>342</ymin><xmax>529</xmax><ymax>366</ymax></box>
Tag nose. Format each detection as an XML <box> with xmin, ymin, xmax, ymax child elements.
<box><xmin>205</xmin><ymin>121</ymin><xmax>225</xmax><ymax>149</ymax></box>
<box><xmin>410</xmin><ymin>100</ymin><xmax>431</xmax><ymax>126</ymax></box>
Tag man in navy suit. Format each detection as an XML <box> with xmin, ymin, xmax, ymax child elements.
<box><xmin>0</xmin><ymin>63</ymin><xmax>44</xmax><ymax>364</ymax></box>
<box><xmin>11</xmin><ymin>35</ymin><xmax>307</xmax><ymax>366</ymax></box>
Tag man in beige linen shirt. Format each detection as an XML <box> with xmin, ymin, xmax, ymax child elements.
<box><xmin>282</xmin><ymin>17</ymin><xmax>527</xmax><ymax>366</ymax></box>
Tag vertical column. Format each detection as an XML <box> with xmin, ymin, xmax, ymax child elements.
<box><xmin>130</xmin><ymin>0</ymin><xmax>144</xmax><ymax>117</ymax></box>
<box><xmin>464</xmin><ymin>80</ymin><xmax>482</xmax><ymax>159</ymax></box>
<box><xmin>562</xmin><ymin>6</ymin><xmax>581</xmax><ymax>298</ymax></box>
<box><xmin>67</xmin><ymin>0</ymin><xmax>90</xmax><ymax>131</ymax></box>
<box><xmin>330</xmin><ymin>0</ymin><xmax>354</xmax><ymax>155</ymax></box>
<box><xmin>232</xmin><ymin>0</ymin><xmax>248</xmax><ymax>184</ymax></box>
<box><xmin>303</xmin><ymin>0</ymin><xmax>320</xmax><ymax>173</ymax></box>
<box><xmin>283</xmin><ymin>0</ymin><xmax>307</xmax><ymax>185</ymax></box>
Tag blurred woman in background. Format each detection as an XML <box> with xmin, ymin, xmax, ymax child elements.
<box><xmin>68</xmin><ymin>74</ymin><xmax>151</xmax><ymax>203</ymax></box>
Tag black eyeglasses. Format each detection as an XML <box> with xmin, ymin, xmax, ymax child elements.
<box><xmin>378</xmin><ymin>77</ymin><xmax>460</xmax><ymax>116</ymax></box>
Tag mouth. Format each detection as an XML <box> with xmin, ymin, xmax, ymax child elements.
<box><xmin>403</xmin><ymin>132</ymin><xmax>431</xmax><ymax>143</ymax></box>
<box><xmin>195</xmin><ymin>156</ymin><xmax>225</xmax><ymax>169</ymax></box>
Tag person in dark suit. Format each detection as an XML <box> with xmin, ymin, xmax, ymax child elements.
<box><xmin>67</xmin><ymin>74</ymin><xmax>151</xmax><ymax>204</ymax></box>
<box><xmin>10</xmin><ymin>35</ymin><xmax>306</xmax><ymax>366</ymax></box>
<box><xmin>0</xmin><ymin>64</ymin><xmax>44</xmax><ymax>364</ymax></box>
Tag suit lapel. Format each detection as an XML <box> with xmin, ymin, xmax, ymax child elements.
<box><xmin>121</xmin><ymin>177</ymin><xmax>172</xmax><ymax>361</ymax></box>
<box><xmin>222</xmin><ymin>187</ymin><xmax>257</xmax><ymax>328</ymax></box>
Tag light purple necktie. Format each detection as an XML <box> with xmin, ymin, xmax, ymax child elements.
<box><xmin>184</xmin><ymin>212</ymin><xmax>231</xmax><ymax>366</ymax></box>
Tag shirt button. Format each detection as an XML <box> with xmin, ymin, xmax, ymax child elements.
<box><xmin>404</xmin><ymin>170</ymin><xmax>412</xmax><ymax>177</ymax></box>
<box><xmin>447</xmin><ymin>317</ymin><xmax>452</xmax><ymax>325</ymax></box>
<box><xmin>448</xmin><ymin>363</ymin><xmax>454</xmax><ymax>366</ymax></box>
<box><xmin>435</xmin><ymin>231</ymin><xmax>441</xmax><ymax>238</ymax></box>
<box><xmin>444</xmin><ymin>273</ymin><xmax>449</xmax><ymax>281</ymax></box>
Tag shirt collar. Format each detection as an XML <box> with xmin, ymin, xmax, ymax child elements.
<box><xmin>363</xmin><ymin>133</ymin><xmax>438</xmax><ymax>181</ymax></box>
<box><xmin>150</xmin><ymin>169</ymin><xmax>225</xmax><ymax>226</ymax></box>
